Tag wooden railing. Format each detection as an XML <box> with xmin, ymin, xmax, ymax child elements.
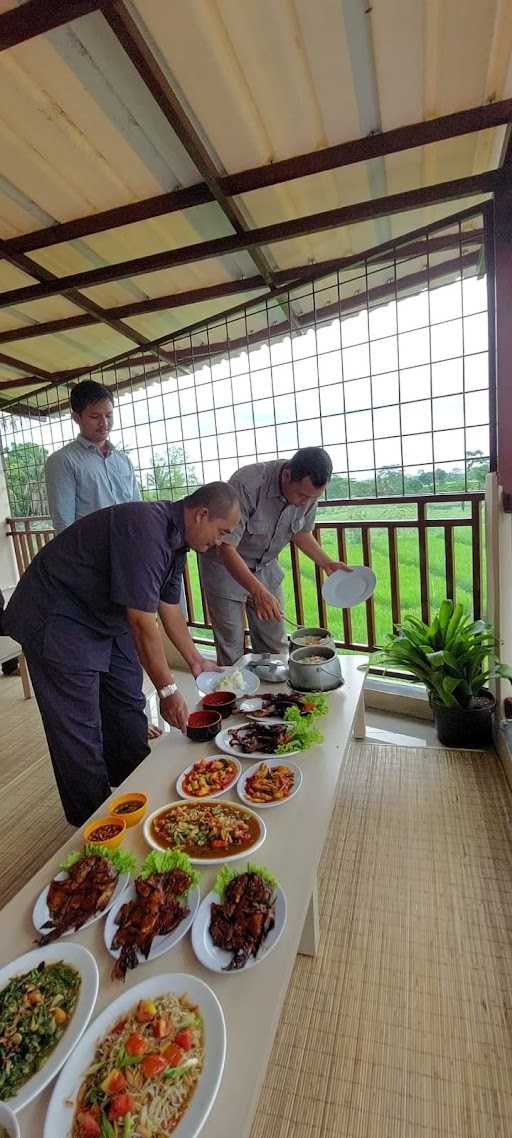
<box><xmin>6</xmin><ymin>491</ymin><xmax>485</xmax><ymax>653</ymax></box>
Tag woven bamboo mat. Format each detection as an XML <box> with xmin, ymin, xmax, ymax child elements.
<box><xmin>251</xmin><ymin>741</ymin><xmax>512</xmax><ymax>1138</ymax></box>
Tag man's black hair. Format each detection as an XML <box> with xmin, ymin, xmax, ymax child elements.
<box><xmin>184</xmin><ymin>481</ymin><xmax>239</xmax><ymax>518</ymax></box>
<box><xmin>70</xmin><ymin>380</ymin><xmax>114</xmax><ymax>415</ymax></box>
<box><xmin>286</xmin><ymin>447</ymin><xmax>333</xmax><ymax>488</ymax></box>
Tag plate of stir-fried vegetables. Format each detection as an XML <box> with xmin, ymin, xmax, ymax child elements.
<box><xmin>43</xmin><ymin>974</ymin><xmax>226</xmax><ymax>1138</ymax></box>
<box><xmin>0</xmin><ymin>943</ymin><xmax>98</xmax><ymax>1112</ymax></box>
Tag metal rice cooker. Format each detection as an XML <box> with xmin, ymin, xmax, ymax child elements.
<box><xmin>288</xmin><ymin>625</ymin><xmax>335</xmax><ymax>653</ymax></box>
<box><xmin>288</xmin><ymin>645</ymin><xmax>343</xmax><ymax>692</ymax></box>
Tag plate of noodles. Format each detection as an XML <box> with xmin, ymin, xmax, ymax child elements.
<box><xmin>43</xmin><ymin>973</ymin><xmax>226</xmax><ymax>1138</ymax></box>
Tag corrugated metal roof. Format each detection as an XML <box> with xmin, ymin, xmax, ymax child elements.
<box><xmin>0</xmin><ymin>0</ymin><xmax>510</xmax><ymax>405</ymax></box>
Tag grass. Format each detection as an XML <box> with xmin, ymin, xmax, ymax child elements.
<box><xmin>186</xmin><ymin>499</ymin><xmax>486</xmax><ymax>650</ymax></box>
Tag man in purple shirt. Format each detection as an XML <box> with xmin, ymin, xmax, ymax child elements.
<box><xmin>2</xmin><ymin>483</ymin><xmax>239</xmax><ymax>825</ymax></box>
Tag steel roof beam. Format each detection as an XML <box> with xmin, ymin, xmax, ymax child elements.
<box><xmin>0</xmin><ymin>171</ymin><xmax>499</xmax><ymax>312</ymax></box>
<box><xmin>4</xmin><ymin>101</ymin><xmax>511</xmax><ymax>257</ymax></box>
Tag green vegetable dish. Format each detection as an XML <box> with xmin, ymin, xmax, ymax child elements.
<box><xmin>0</xmin><ymin>960</ymin><xmax>81</xmax><ymax>1101</ymax></box>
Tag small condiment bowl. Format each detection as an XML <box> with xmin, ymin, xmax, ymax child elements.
<box><xmin>187</xmin><ymin>710</ymin><xmax>222</xmax><ymax>741</ymax></box>
<box><xmin>0</xmin><ymin>1103</ymin><xmax>20</xmax><ymax>1138</ymax></box>
<box><xmin>201</xmin><ymin>690</ymin><xmax>237</xmax><ymax>718</ymax></box>
<box><xmin>109</xmin><ymin>791</ymin><xmax>148</xmax><ymax>827</ymax></box>
<box><xmin>82</xmin><ymin>814</ymin><xmax>127</xmax><ymax>849</ymax></box>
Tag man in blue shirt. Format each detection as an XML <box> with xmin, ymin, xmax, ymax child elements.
<box><xmin>45</xmin><ymin>380</ymin><xmax>140</xmax><ymax>533</ymax></box>
<box><xmin>2</xmin><ymin>484</ymin><xmax>240</xmax><ymax>826</ymax></box>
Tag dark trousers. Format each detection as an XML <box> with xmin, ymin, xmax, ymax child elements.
<box><xmin>25</xmin><ymin>639</ymin><xmax>150</xmax><ymax>827</ymax></box>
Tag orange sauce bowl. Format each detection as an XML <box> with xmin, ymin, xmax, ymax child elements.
<box><xmin>83</xmin><ymin>814</ymin><xmax>126</xmax><ymax>849</ymax></box>
<box><xmin>109</xmin><ymin>792</ymin><xmax>148</xmax><ymax>827</ymax></box>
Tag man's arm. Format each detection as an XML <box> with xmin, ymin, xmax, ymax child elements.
<box><xmin>293</xmin><ymin>529</ymin><xmax>350</xmax><ymax>574</ymax></box>
<box><xmin>158</xmin><ymin>601</ymin><xmax>210</xmax><ymax>675</ymax></box>
<box><xmin>126</xmin><ymin>608</ymin><xmax>189</xmax><ymax>731</ymax></box>
<box><xmin>45</xmin><ymin>454</ymin><xmax>77</xmax><ymax>533</ymax></box>
<box><xmin>217</xmin><ymin>544</ymin><xmax>282</xmax><ymax>621</ymax></box>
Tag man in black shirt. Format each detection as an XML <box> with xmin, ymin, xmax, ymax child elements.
<box><xmin>2</xmin><ymin>482</ymin><xmax>239</xmax><ymax>825</ymax></box>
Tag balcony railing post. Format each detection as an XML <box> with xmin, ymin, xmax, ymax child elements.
<box><xmin>471</xmin><ymin>499</ymin><xmax>482</xmax><ymax>620</ymax></box>
<box><xmin>388</xmin><ymin>525</ymin><xmax>401</xmax><ymax>630</ymax></box>
<box><xmin>417</xmin><ymin>501</ymin><xmax>430</xmax><ymax>625</ymax></box>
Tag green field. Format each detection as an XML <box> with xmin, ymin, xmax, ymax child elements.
<box><xmin>186</xmin><ymin>499</ymin><xmax>485</xmax><ymax>649</ymax></box>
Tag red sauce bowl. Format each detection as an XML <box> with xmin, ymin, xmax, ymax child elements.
<box><xmin>187</xmin><ymin>710</ymin><xmax>222</xmax><ymax>741</ymax></box>
<box><xmin>201</xmin><ymin>691</ymin><xmax>237</xmax><ymax>718</ymax></box>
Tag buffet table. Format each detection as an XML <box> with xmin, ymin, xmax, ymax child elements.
<box><xmin>0</xmin><ymin>656</ymin><xmax>367</xmax><ymax>1137</ymax></box>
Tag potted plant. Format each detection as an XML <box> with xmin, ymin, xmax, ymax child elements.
<box><xmin>371</xmin><ymin>599</ymin><xmax>512</xmax><ymax>746</ymax></box>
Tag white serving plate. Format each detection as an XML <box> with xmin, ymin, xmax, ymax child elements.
<box><xmin>176</xmin><ymin>755</ymin><xmax>242</xmax><ymax>800</ymax></box>
<box><xmin>43</xmin><ymin>973</ymin><xmax>226</xmax><ymax>1138</ymax></box>
<box><xmin>32</xmin><ymin>869</ymin><xmax>130</xmax><ymax>940</ymax></box>
<box><xmin>0</xmin><ymin>943</ymin><xmax>98</xmax><ymax>1113</ymax></box>
<box><xmin>322</xmin><ymin>564</ymin><xmax>376</xmax><ymax>608</ymax></box>
<box><xmin>215</xmin><ymin>719</ymin><xmax>301</xmax><ymax>760</ymax></box>
<box><xmin>104</xmin><ymin>881</ymin><xmax>200</xmax><ymax>964</ymax></box>
<box><xmin>143</xmin><ymin>800</ymin><xmax>266</xmax><ymax>865</ymax></box>
<box><xmin>237</xmin><ymin>758</ymin><xmax>303</xmax><ymax>809</ymax></box>
<box><xmin>192</xmin><ymin>886</ymin><xmax>287</xmax><ymax>974</ymax></box>
<box><xmin>195</xmin><ymin>667</ymin><xmax>260</xmax><ymax>696</ymax></box>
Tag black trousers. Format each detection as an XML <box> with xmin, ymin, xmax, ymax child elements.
<box><xmin>25</xmin><ymin>638</ymin><xmax>150</xmax><ymax>826</ymax></box>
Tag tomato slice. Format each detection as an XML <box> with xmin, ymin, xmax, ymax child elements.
<box><xmin>174</xmin><ymin>1028</ymin><xmax>193</xmax><ymax>1051</ymax></box>
<box><xmin>162</xmin><ymin>1042</ymin><xmax>184</xmax><ymax>1067</ymax></box>
<box><xmin>141</xmin><ymin>1053</ymin><xmax>169</xmax><ymax>1079</ymax></box>
<box><xmin>125</xmin><ymin>1032</ymin><xmax>147</xmax><ymax>1056</ymax></box>
<box><xmin>108</xmin><ymin>1093</ymin><xmax>135</xmax><ymax>1120</ymax></box>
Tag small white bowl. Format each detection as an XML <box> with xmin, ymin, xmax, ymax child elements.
<box><xmin>0</xmin><ymin>1103</ymin><xmax>20</xmax><ymax>1136</ymax></box>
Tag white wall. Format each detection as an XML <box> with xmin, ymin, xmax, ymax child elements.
<box><xmin>0</xmin><ymin>460</ymin><xmax>17</xmax><ymax>592</ymax></box>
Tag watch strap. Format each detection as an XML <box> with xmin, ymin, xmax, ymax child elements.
<box><xmin>158</xmin><ymin>682</ymin><xmax>178</xmax><ymax>699</ymax></box>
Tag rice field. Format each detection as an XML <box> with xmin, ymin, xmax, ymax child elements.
<box><xmin>186</xmin><ymin>499</ymin><xmax>485</xmax><ymax>649</ymax></box>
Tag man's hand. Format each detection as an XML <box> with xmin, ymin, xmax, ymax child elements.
<box><xmin>324</xmin><ymin>561</ymin><xmax>352</xmax><ymax>576</ymax></box>
<box><xmin>190</xmin><ymin>657</ymin><xmax>223</xmax><ymax>678</ymax></box>
<box><xmin>160</xmin><ymin>690</ymin><xmax>188</xmax><ymax>732</ymax></box>
<box><xmin>249</xmin><ymin>583</ymin><xmax>283</xmax><ymax>622</ymax></box>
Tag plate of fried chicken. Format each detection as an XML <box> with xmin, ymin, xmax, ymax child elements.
<box><xmin>33</xmin><ymin>850</ymin><xmax>131</xmax><ymax>944</ymax></box>
<box><xmin>104</xmin><ymin>852</ymin><xmax>200</xmax><ymax>980</ymax></box>
<box><xmin>191</xmin><ymin>865</ymin><xmax>286</xmax><ymax>973</ymax></box>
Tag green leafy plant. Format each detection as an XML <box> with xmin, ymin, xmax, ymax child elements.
<box><xmin>213</xmin><ymin>862</ymin><xmax>279</xmax><ymax>899</ymax></box>
<box><xmin>277</xmin><ymin>707</ymin><xmax>323</xmax><ymax>752</ymax></box>
<box><xmin>139</xmin><ymin>848</ymin><xmax>199</xmax><ymax>888</ymax></box>
<box><xmin>370</xmin><ymin>599</ymin><xmax>512</xmax><ymax>709</ymax></box>
<box><xmin>284</xmin><ymin>693</ymin><xmax>328</xmax><ymax>723</ymax></box>
<box><xmin>60</xmin><ymin>843</ymin><xmax>136</xmax><ymax>876</ymax></box>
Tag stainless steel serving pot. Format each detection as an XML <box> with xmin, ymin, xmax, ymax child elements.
<box><xmin>288</xmin><ymin>625</ymin><xmax>335</xmax><ymax>653</ymax></box>
<box><xmin>288</xmin><ymin>645</ymin><xmax>343</xmax><ymax>692</ymax></box>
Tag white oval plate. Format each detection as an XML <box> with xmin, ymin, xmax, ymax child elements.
<box><xmin>143</xmin><ymin>801</ymin><xmax>266</xmax><ymax>864</ymax></box>
<box><xmin>322</xmin><ymin>564</ymin><xmax>376</xmax><ymax>608</ymax></box>
<box><xmin>43</xmin><ymin>972</ymin><xmax>226</xmax><ymax>1138</ymax></box>
<box><xmin>176</xmin><ymin>756</ymin><xmax>242</xmax><ymax>801</ymax></box>
<box><xmin>0</xmin><ymin>943</ymin><xmax>98</xmax><ymax>1113</ymax></box>
<box><xmin>237</xmin><ymin>758</ymin><xmax>303</xmax><ymax>809</ymax></box>
<box><xmin>215</xmin><ymin>719</ymin><xmax>301</xmax><ymax>760</ymax></box>
<box><xmin>192</xmin><ymin>886</ymin><xmax>287</xmax><ymax>974</ymax></box>
<box><xmin>104</xmin><ymin>882</ymin><xmax>200</xmax><ymax>963</ymax></box>
<box><xmin>32</xmin><ymin>869</ymin><xmax>130</xmax><ymax>940</ymax></box>
<box><xmin>196</xmin><ymin>668</ymin><xmax>260</xmax><ymax>696</ymax></box>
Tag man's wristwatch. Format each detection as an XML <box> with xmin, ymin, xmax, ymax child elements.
<box><xmin>158</xmin><ymin>682</ymin><xmax>178</xmax><ymax>700</ymax></box>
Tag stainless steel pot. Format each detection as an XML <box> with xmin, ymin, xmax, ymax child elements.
<box><xmin>288</xmin><ymin>625</ymin><xmax>335</xmax><ymax>653</ymax></box>
<box><xmin>288</xmin><ymin>645</ymin><xmax>343</xmax><ymax>692</ymax></box>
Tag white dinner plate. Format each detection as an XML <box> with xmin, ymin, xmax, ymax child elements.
<box><xmin>322</xmin><ymin>564</ymin><xmax>376</xmax><ymax>608</ymax></box>
<box><xmin>237</xmin><ymin>758</ymin><xmax>303</xmax><ymax>809</ymax></box>
<box><xmin>143</xmin><ymin>801</ymin><xmax>266</xmax><ymax>864</ymax></box>
<box><xmin>104</xmin><ymin>881</ymin><xmax>200</xmax><ymax>963</ymax></box>
<box><xmin>195</xmin><ymin>667</ymin><xmax>260</xmax><ymax>696</ymax></box>
<box><xmin>43</xmin><ymin>972</ymin><xmax>226</xmax><ymax>1138</ymax></box>
<box><xmin>215</xmin><ymin>719</ymin><xmax>301</xmax><ymax>760</ymax></box>
<box><xmin>0</xmin><ymin>943</ymin><xmax>98</xmax><ymax>1113</ymax></box>
<box><xmin>176</xmin><ymin>756</ymin><xmax>242</xmax><ymax>800</ymax></box>
<box><xmin>192</xmin><ymin>886</ymin><xmax>287</xmax><ymax>974</ymax></box>
<box><xmin>32</xmin><ymin>869</ymin><xmax>131</xmax><ymax>940</ymax></box>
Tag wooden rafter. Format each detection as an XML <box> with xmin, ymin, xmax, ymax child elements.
<box><xmin>0</xmin><ymin>0</ymin><xmax>100</xmax><ymax>50</ymax></box>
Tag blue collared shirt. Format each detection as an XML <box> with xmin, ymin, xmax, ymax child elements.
<box><xmin>45</xmin><ymin>435</ymin><xmax>140</xmax><ymax>533</ymax></box>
